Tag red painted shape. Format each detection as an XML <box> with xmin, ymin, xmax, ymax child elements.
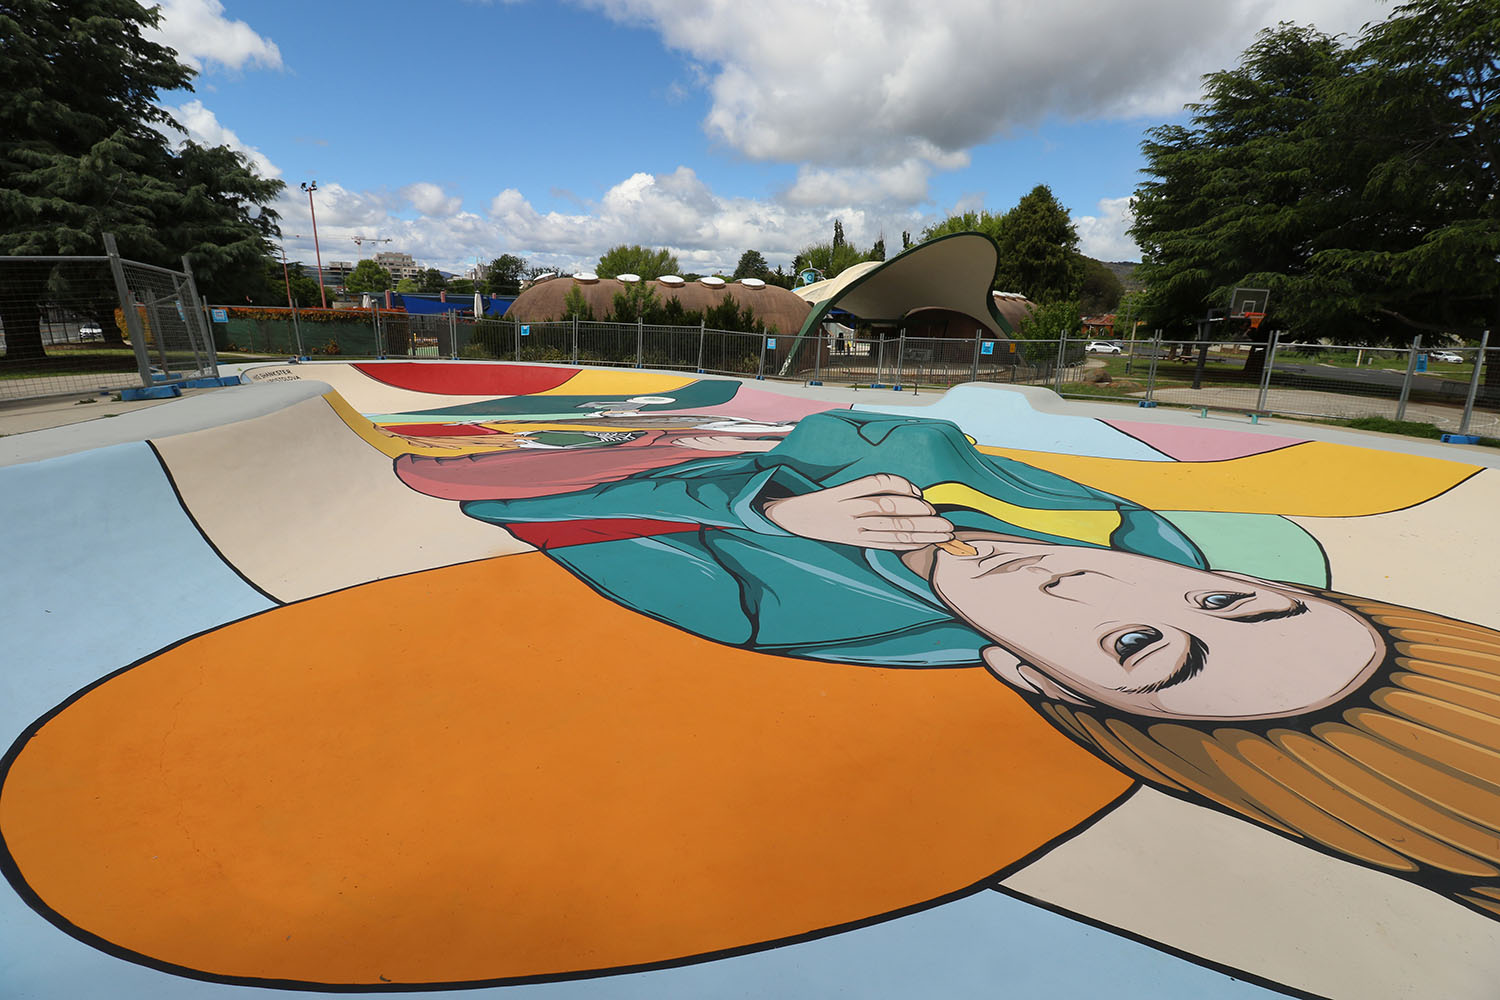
<box><xmin>353</xmin><ymin>362</ymin><xmax>579</xmax><ymax>396</ymax></box>
<box><xmin>506</xmin><ymin>518</ymin><xmax>703</xmax><ymax>550</ymax></box>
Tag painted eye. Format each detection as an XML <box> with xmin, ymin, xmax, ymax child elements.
<box><xmin>1114</xmin><ymin>627</ymin><xmax>1162</xmax><ymax>661</ymax></box>
<box><xmin>1199</xmin><ymin>591</ymin><xmax>1252</xmax><ymax>610</ymax></box>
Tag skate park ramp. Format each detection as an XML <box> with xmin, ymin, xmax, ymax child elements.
<box><xmin>4</xmin><ymin>359</ymin><xmax>1500</xmax><ymax>999</ymax></box>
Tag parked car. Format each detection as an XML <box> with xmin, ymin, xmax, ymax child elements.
<box><xmin>1429</xmin><ymin>351</ymin><xmax>1463</xmax><ymax>364</ymax></box>
<box><xmin>1085</xmin><ymin>341</ymin><xmax>1122</xmax><ymax>354</ymax></box>
<box><xmin>78</xmin><ymin>322</ymin><xmax>102</xmax><ymax>340</ymax></box>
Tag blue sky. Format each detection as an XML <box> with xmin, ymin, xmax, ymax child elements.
<box><xmin>150</xmin><ymin>0</ymin><xmax>1388</xmax><ymax>277</ymax></box>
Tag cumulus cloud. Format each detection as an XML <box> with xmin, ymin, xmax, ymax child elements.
<box><xmin>401</xmin><ymin>182</ymin><xmax>464</xmax><ymax>218</ymax></box>
<box><xmin>148</xmin><ymin>0</ymin><xmax>283</xmax><ymax>73</ymax></box>
<box><xmin>160</xmin><ymin>99</ymin><xmax>281</xmax><ymax>179</ymax></box>
<box><xmin>577</xmin><ymin>0</ymin><xmax>1384</xmax><ymax>166</ymax></box>
<box><xmin>1073</xmin><ymin>195</ymin><xmax>1139</xmax><ymax>262</ymax></box>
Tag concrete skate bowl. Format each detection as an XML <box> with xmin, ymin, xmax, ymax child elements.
<box><xmin>4</xmin><ymin>359</ymin><xmax>1500</xmax><ymax>1000</ymax></box>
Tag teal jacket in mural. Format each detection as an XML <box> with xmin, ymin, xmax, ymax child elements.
<box><xmin>462</xmin><ymin>410</ymin><xmax>1205</xmax><ymax>667</ymax></box>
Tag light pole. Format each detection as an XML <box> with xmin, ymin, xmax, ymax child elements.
<box><xmin>300</xmin><ymin>181</ymin><xmax>327</xmax><ymax>308</ymax></box>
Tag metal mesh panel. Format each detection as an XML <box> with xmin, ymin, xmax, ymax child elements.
<box><xmin>698</xmin><ymin>330</ymin><xmax>765</xmax><ymax>377</ymax></box>
<box><xmin>117</xmin><ymin>260</ymin><xmax>216</xmax><ymax>384</ymax></box>
<box><xmin>0</xmin><ymin>257</ymin><xmax>146</xmax><ymax>400</ymax></box>
<box><xmin>576</xmin><ymin>321</ymin><xmax>640</xmax><ymax>367</ymax></box>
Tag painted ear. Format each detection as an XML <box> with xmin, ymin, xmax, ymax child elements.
<box><xmin>980</xmin><ymin>646</ymin><xmax>1089</xmax><ymax>706</ymax></box>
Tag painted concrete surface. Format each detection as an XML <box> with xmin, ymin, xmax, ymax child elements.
<box><xmin>3</xmin><ymin>360</ymin><xmax>1500</xmax><ymax>999</ymax></box>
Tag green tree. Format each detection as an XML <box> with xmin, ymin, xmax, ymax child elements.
<box><xmin>345</xmin><ymin>259</ymin><xmax>391</xmax><ymax>294</ymax></box>
<box><xmin>395</xmin><ymin>277</ymin><xmax>420</xmax><ymax>293</ymax></box>
<box><xmin>596</xmin><ymin>245</ymin><xmax>679</xmax><ymax>279</ymax></box>
<box><xmin>796</xmin><ymin>241</ymin><xmax>868</xmax><ymax>280</ymax></box>
<box><xmin>485</xmin><ymin>253</ymin><xmax>528</xmax><ymax>293</ymax></box>
<box><xmin>869</xmin><ymin>237</ymin><xmax>886</xmax><ymax>262</ymax></box>
<box><xmin>732</xmin><ymin>250</ymin><xmax>771</xmax><ymax>281</ymax></box>
<box><xmin>995</xmin><ymin>185</ymin><xmax>1084</xmax><ymax>304</ymax></box>
<box><xmin>1313</xmin><ymin>0</ymin><xmax>1500</xmax><ymax>351</ymax></box>
<box><xmin>832</xmin><ymin>218</ymin><xmax>845</xmax><ymax>254</ymax></box>
<box><xmin>1130</xmin><ymin>24</ymin><xmax>1351</xmax><ymax>345</ymax></box>
<box><xmin>1016</xmin><ymin>299</ymin><xmax>1082</xmax><ymax>341</ymax></box>
<box><xmin>0</xmin><ymin>0</ymin><xmax>283</xmax><ymax>359</ymax></box>
<box><xmin>1079</xmin><ymin>258</ymin><xmax>1124</xmax><ymax>314</ymax></box>
<box><xmin>446</xmin><ymin>278</ymin><xmax>476</xmax><ymax>295</ymax></box>
<box><xmin>562</xmin><ymin>284</ymin><xmax>594</xmax><ymax>320</ymax></box>
<box><xmin>417</xmin><ymin>268</ymin><xmax>445</xmax><ymax>293</ymax></box>
<box><xmin>920</xmin><ymin>210</ymin><xmax>1005</xmax><ymax>244</ymax></box>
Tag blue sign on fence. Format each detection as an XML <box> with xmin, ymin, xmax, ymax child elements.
<box><xmin>980</xmin><ymin>341</ymin><xmax>995</xmax><ymax>355</ymax></box>
<box><xmin>211</xmin><ymin>308</ymin><xmax>228</xmax><ymax>323</ymax></box>
<box><xmin>1416</xmin><ymin>353</ymin><xmax>1428</xmax><ymax>372</ymax></box>
<box><xmin>521</xmin><ymin>325</ymin><xmax>531</xmax><ymax>337</ymax></box>
<box><xmin>766</xmin><ymin>338</ymin><xmax>777</xmax><ymax>349</ymax></box>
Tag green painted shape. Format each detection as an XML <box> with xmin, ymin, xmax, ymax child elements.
<box><xmin>1158</xmin><ymin>511</ymin><xmax>1329</xmax><ymax>588</ymax></box>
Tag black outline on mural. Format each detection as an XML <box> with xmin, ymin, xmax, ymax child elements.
<box><xmin>4</xmin><ymin>387</ymin><xmax>1495</xmax><ymax>996</ymax></box>
<box><xmin>144</xmin><ymin>439</ymin><xmax>283</xmax><ymax>606</ymax></box>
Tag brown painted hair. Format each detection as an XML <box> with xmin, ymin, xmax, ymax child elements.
<box><xmin>1037</xmin><ymin>593</ymin><xmax>1500</xmax><ymax>919</ymax></box>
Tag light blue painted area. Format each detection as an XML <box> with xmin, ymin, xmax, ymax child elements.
<box><xmin>1161</xmin><ymin>511</ymin><xmax>1330</xmax><ymax>588</ymax></box>
<box><xmin>0</xmin><ymin>442</ymin><xmax>276</xmax><ymax>999</ymax></box>
<box><xmin>6</xmin><ymin>890</ymin><xmax>1282</xmax><ymax>999</ymax></box>
<box><xmin>855</xmin><ymin>384</ymin><xmax>1169</xmax><ymax>460</ymax></box>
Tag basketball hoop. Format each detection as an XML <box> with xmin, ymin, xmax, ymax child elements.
<box><xmin>1245</xmin><ymin>312</ymin><xmax>1266</xmax><ymax>330</ymax></box>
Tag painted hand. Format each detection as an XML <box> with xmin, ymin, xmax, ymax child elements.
<box><xmin>762</xmin><ymin>474</ymin><xmax>955</xmax><ymax>551</ymax></box>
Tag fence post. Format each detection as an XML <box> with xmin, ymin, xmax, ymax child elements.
<box><xmin>178</xmin><ymin>255</ymin><xmax>219</xmax><ymax>373</ymax></box>
<box><xmin>894</xmin><ymin>329</ymin><xmax>906</xmax><ymax>391</ymax></box>
<box><xmin>1256</xmin><ymin>329</ymin><xmax>1280</xmax><ymax>412</ymax></box>
<box><xmin>970</xmin><ymin>330</ymin><xmax>981</xmax><ymax>383</ymax></box>
<box><xmin>1052</xmin><ymin>329</ymin><xmax>1067</xmax><ymax>393</ymax></box>
<box><xmin>696</xmin><ymin>321</ymin><xmax>706</xmax><ymax>373</ymax></box>
<box><xmin>875</xmin><ymin>337</ymin><xmax>886</xmax><ymax>387</ymax></box>
<box><xmin>636</xmin><ymin>316</ymin><xmax>644</xmax><ymax>368</ymax></box>
<box><xmin>103</xmin><ymin>233</ymin><xmax>154</xmax><ymax>389</ymax></box>
<box><xmin>448</xmin><ymin>310</ymin><xmax>458</xmax><ymax>360</ymax></box>
<box><xmin>514</xmin><ymin>317</ymin><xmax>521</xmax><ymax>362</ymax></box>
<box><xmin>372</xmin><ymin>305</ymin><xmax>383</xmax><ymax>359</ymax></box>
<box><xmin>144</xmin><ymin>295</ymin><xmax>172</xmax><ymax>374</ymax></box>
<box><xmin>1146</xmin><ymin>332</ymin><xmax>1161</xmax><ymax>402</ymax></box>
<box><xmin>1396</xmin><ymin>334</ymin><xmax>1422</xmax><ymax>421</ymax></box>
<box><xmin>810</xmin><ymin>325</ymin><xmax>823</xmax><ymax>385</ymax></box>
<box><xmin>572</xmin><ymin>315</ymin><xmax>579</xmax><ymax>364</ymax></box>
<box><xmin>1460</xmin><ymin>329</ymin><xmax>1490</xmax><ymax>435</ymax></box>
<box><xmin>291</xmin><ymin>302</ymin><xmax>303</xmax><ymax>358</ymax></box>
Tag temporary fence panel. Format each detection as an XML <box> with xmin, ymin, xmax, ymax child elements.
<box><xmin>1</xmin><ymin>246</ymin><xmax>217</xmax><ymax>402</ymax></box>
<box><xmin>0</xmin><ymin>257</ymin><xmax>146</xmax><ymax>400</ymax></box>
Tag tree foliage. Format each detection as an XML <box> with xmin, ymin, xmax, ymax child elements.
<box><xmin>484</xmin><ymin>253</ymin><xmax>529</xmax><ymax>293</ymax></box>
<box><xmin>344</xmin><ymin>259</ymin><xmax>391</xmax><ymax>294</ymax></box>
<box><xmin>596</xmin><ymin>244</ymin><xmax>680</xmax><ymax>279</ymax></box>
<box><xmin>1131</xmin><ymin>3</ymin><xmax>1499</xmax><ymax>346</ymax></box>
<box><xmin>0</xmin><ymin>0</ymin><xmax>283</xmax><ymax>359</ymax></box>
<box><xmin>1079</xmin><ymin>259</ymin><xmax>1125</xmax><ymax>314</ymax></box>
<box><xmin>919</xmin><ymin>187</ymin><xmax>1084</xmax><ymax>305</ymax></box>
<box><xmin>731</xmin><ymin>250</ymin><xmax>770</xmax><ymax>281</ymax></box>
<box><xmin>417</xmin><ymin>268</ymin><xmax>446</xmax><ymax>293</ymax></box>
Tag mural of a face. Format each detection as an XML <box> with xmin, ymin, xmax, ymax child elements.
<box><xmin>930</xmin><ymin>538</ymin><xmax>1384</xmax><ymax>721</ymax></box>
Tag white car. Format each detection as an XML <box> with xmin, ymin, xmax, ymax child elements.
<box><xmin>1429</xmin><ymin>351</ymin><xmax>1463</xmax><ymax>364</ymax></box>
<box><xmin>1085</xmin><ymin>341</ymin><xmax>1122</xmax><ymax>354</ymax></box>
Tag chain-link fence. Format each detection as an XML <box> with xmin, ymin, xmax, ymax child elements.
<box><xmin>1053</xmin><ymin>332</ymin><xmax>1498</xmax><ymax>438</ymax></box>
<box><xmin>1</xmin><ymin>240</ymin><xmax>218</xmax><ymax>402</ymax></box>
<box><xmin>196</xmin><ymin>305</ymin><xmax>1500</xmax><ymax>440</ymax></box>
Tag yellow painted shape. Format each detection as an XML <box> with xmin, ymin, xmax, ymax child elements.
<box><xmin>323</xmin><ymin>391</ymin><xmax>471</xmax><ymax>460</ymax></box>
<box><xmin>975</xmin><ymin>442</ymin><xmax>1479</xmax><ymax>517</ymax></box>
<box><xmin>924</xmin><ymin>482</ymin><xmax>1121</xmax><ymax>546</ymax></box>
<box><xmin>534</xmin><ymin>369</ymin><xmax>698</xmax><ymax>396</ymax></box>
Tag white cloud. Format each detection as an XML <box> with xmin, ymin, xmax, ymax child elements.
<box><xmin>148</xmin><ymin>0</ymin><xmax>283</xmax><ymax>73</ymax></box>
<box><xmin>577</xmin><ymin>0</ymin><xmax>1385</xmax><ymax>167</ymax></box>
<box><xmin>401</xmin><ymin>182</ymin><xmax>464</xmax><ymax>218</ymax></box>
<box><xmin>1073</xmin><ymin>195</ymin><xmax>1139</xmax><ymax>262</ymax></box>
<box><xmin>160</xmin><ymin>99</ymin><xmax>281</xmax><ymax>179</ymax></box>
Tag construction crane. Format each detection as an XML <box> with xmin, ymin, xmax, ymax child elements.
<box><xmin>349</xmin><ymin>235</ymin><xmax>392</xmax><ymax>248</ymax></box>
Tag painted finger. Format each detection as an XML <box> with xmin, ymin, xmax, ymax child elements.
<box><xmin>857</xmin><ymin>532</ymin><xmax>957</xmax><ymax>551</ymax></box>
<box><xmin>855</xmin><ymin>516</ymin><xmax>955</xmax><ymax>536</ymax></box>
<box><xmin>851</xmin><ymin>495</ymin><xmax>936</xmax><ymax>518</ymax></box>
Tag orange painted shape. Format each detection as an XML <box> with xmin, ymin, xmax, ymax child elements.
<box><xmin>0</xmin><ymin>554</ymin><xmax>1127</xmax><ymax>988</ymax></box>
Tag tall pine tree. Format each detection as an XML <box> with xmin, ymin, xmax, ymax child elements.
<box><xmin>0</xmin><ymin>0</ymin><xmax>282</xmax><ymax>360</ymax></box>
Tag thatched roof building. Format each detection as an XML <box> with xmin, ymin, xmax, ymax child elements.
<box><xmin>508</xmin><ymin>274</ymin><xmax>811</xmax><ymax>334</ymax></box>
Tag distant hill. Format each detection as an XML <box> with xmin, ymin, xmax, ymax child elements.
<box><xmin>1100</xmin><ymin>260</ymin><xmax>1142</xmax><ymax>292</ymax></box>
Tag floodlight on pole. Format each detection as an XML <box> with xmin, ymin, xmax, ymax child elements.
<box><xmin>300</xmin><ymin>181</ymin><xmax>327</xmax><ymax>308</ymax></box>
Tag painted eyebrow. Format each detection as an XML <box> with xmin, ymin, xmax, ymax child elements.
<box><xmin>1224</xmin><ymin>599</ymin><xmax>1308</xmax><ymax>625</ymax></box>
<box><xmin>1119</xmin><ymin>634</ymin><xmax>1209</xmax><ymax>694</ymax></box>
